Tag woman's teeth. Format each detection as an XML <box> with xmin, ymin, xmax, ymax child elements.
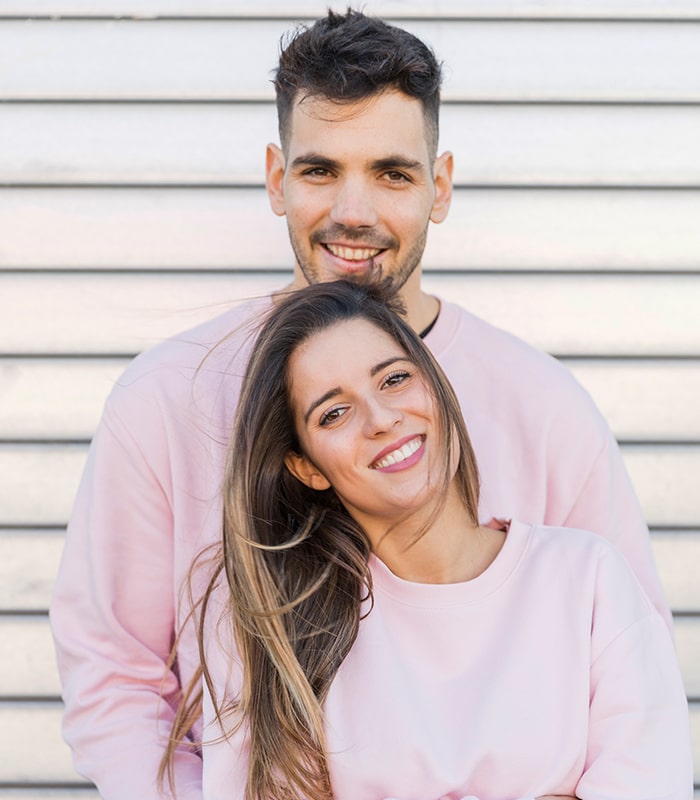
<box><xmin>373</xmin><ymin>437</ymin><xmax>422</xmax><ymax>469</ymax></box>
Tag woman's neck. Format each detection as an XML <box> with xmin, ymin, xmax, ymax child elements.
<box><xmin>369</xmin><ymin>490</ymin><xmax>505</xmax><ymax>585</ymax></box>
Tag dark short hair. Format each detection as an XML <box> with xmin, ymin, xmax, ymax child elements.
<box><xmin>274</xmin><ymin>8</ymin><xmax>443</xmax><ymax>155</ymax></box>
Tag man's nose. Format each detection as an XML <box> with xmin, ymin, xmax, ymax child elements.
<box><xmin>329</xmin><ymin>178</ymin><xmax>379</xmax><ymax>228</ymax></box>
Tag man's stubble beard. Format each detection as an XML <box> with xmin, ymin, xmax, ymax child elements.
<box><xmin>288</xmin><ymin>222</ymin><xmax>429</xmax><ymax>292</ymax></box>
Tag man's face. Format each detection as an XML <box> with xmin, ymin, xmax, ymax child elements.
<box><xmin>266</xmin><ymin>90</ymin><xmax>452</xmax><ymax>293</ymax></box>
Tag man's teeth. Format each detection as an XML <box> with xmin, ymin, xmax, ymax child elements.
<box><xmin>373</xmin><ymin>437</ymin><xmax>422</xmax><ymax>469</ymax></box>
<box><xmin>327</xmin><ymin>244</ymin><xmax>381</xmax><ymax>261</ymax></box>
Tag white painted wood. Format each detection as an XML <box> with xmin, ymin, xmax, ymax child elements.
<box><xmin>0</xmin><ymin>530</ymin><xmax>65</xmax><ymax>611</ymax></box>
<box><xmin>3</xmin><ymin>612</ymin><xmax>698</xmax><ymax>699</ymax></box>
<box><xmin>0</xmin><ymin>703</ymin><xmax>88</xmax><ymax>783</ymax></box>
<box><xmin>0</xmin><ymin>188</ymin><xmax>291</xmax><ymax>270</ymax></box>
<box><xmin>624</xmin><ymin>445</ymin><xmax>700</xmax><ymax>527</ymax></box>
<box><xmin>0</xmin><ymin>700</ymin><xmax>697</xmax><ymax>784</ymax></box>
<box><xmin>3</xmin><ymin>272</ymin><xmax>699</xmax><ymax>356</ymax></box>
<box><xmin>0</xmin><ymin>445</ymin><xmax>88</xmax><ymax>526</ymax></box>
<box><xmin>4</xmin><ymin>187</ymin><xmax>700</xmax><ymax>272</ymax></box>
<box><xmin>2</xmin><ymin>527</ymin><xmax>696</xmax><ymax>614</ymax></box>
<box><xmin>652</xmin><ymin>531</ymin><xmax>700</xmax><ymax>612</ymax></box>
<box><xmin>4</xmin><ymin>103</ymin><xmax>700</xmax><ymax>186</ymax></box>
<box><xmin>3</xmin><ymin>19</ymin><xmax>700</xmax><ymax>101</ymax></box>
<box><xmin>7</xmin><ymin>1</ymin><xmax>700</xmax><ymax>20</ymax></box>
<box><xmin>566</xmin><ymin>360</ymin><xmax>700</xmax><ymax>441</ymax></box>
<box><xmin>675</xmin><ymin>616</ymin><xmax>700</xmax><ymax>697</ymax></box>
<box><xmin>3</xmin><ymin>358</ymin><xmax>700</xmax><ymax>441</ymax></box>
<box><xmin>1</xmin><ymin>443</ymin><xmax>698</xmax><ymax>527</ymax></box>
<box><xmin>0</xmin><ymin>359</ymin><xmax>128</xmax><ymax>439</ymax></box>
<box><xmin>0</xmin><ymin>617</ymin><xmax>60</xmax><ymax>696</ymax></box>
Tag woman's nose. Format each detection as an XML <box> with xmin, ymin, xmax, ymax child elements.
<box><xmin>363</xmin><ymin>397</ymin><xmax>401</xmax><ymax>436</ymax></box>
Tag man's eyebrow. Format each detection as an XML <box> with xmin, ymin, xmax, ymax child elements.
<box><xmin>289</xmin><ymin>154</ymin><xmax>425</xmax><ymax>173</ymax></box>
<box><xmin>304</xmin><ymin>386</ymin><xmax>342</xmax><ymax>423</ymax></box>
<box><xmin>290</xmin><ymin>153</ymin><xmax>340</xmax><ymax>171</ymax></box>
<box><xmin>371</xmin><ymin>156</ymin><xmax>424</xmax><ymax>173</ymax></box>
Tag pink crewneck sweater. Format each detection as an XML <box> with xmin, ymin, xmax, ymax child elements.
<box><xmin>51</xmin><ymin>296</ymin><xmax>675</xmax><ymax>798</ymax></box>
<box><xmin>200</xmin><ymin>521</ymin><xmax>691</xmax><ymax>799</ymax></box>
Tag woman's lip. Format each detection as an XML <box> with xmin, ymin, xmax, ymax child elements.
<box><xmin>370</xmin><ymin>434</ymin><xmax>424</xmax><ymax>466</ymax></box>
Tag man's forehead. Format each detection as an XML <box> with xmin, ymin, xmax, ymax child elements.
<box><xmin>286</xmin><ymin>90</ymin><xmax>431</xmax><ymax>156</ymax></box>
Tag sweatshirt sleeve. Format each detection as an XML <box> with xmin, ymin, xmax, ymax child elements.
<box><xmin>577</xmin><ymin>545</ymin><xmax>693</xmax><ymax>799</ymax></box>
<box><xmin>50</xmin><ymin>390</ymin><xmax>204</xmax><ymax>800</ymax></box>
<box><xmin>548</xmin><ymin>389</ymin><xmax>673</xmax><ymax>632</ymax></box>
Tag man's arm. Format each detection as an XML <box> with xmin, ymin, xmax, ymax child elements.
<box><xmin>50</xmin><ymin>395</ymin><xmax>203</xmax><ymax>799</ymax></box>
<box><xmin>556</xmin><ymin>426</ymin><xmax>672</xmax><ymax>631</ymax></box>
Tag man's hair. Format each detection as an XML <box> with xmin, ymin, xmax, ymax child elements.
<box><xmin>274</xmin><ymin>8</ymin><xmax>443</xmax><ymax>155</ymax></box>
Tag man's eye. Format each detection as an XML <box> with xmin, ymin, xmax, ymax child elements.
<box><xmin>304</xmin><ymin>167</ymin><xmax>331</xmax><ymax>178</ymax></box>
<box><xmin>384</xmin><ymin>171</ymin><xmax>410</xmax><ymax>183</ymax></box>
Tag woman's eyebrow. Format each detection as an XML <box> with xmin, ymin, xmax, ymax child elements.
<box><xmin>304</xmin><ymin>386</ymin><xmax>341</xmax><ymax>424</ymax></box>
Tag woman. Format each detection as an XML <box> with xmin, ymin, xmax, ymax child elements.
<box><xmin>163</xmin><ymin>279</ymin><xmax>692</xmax><ymax>800</ymax></box>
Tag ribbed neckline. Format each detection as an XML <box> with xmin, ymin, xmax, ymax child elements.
<box><xmin>368</xmin><ymin>520</ymin><xmax>533</xmax><ymax>608</ymax></box>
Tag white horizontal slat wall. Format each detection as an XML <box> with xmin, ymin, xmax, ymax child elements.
<box><xmin>1</xmin><ymin>2</ymin><xmax>699</xmax><ymax>798</ymax></box>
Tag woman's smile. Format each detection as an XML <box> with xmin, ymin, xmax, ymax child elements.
<box><xmin>370</xmin><ymin>434</ymin><xmax>425</xmax><ymax>471</ymax></box>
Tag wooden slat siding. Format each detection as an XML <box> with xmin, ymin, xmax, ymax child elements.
<box><xmin>3</xmin><ymin>19</ymin><xmax>700</xmax><ymax>102</ymax></box>
<box><xmin>1</xmin><ymin>443</ymin><xmax>698</xmax><ymax>528</ymax></box>
<box><xmin>566</xmin><ymin>360</ymin><xmax>700</xmax><ymax>442</ymax></box>
<box><xmin>4</xmin><ymin>612</ymin><xmax>699</xmax><ymax>700</ymax></box>
<box><xmin>5</xmin><ymin>104</ymin><xmax>700</xmax><ymax>186</ymax></box>
<box><xmin>8</xmin><ymin>701</ymin><xmax>700</xmax><ymax>785</ymax></box>
<box><xmin>0</xmin><ymin>531</ymin><xmax>63</xmax><ymax>612</ymax></box>
<box><xmin>7</xmin><ymin>0</ymin><xmax>700</xmax><ymax>20</ymax></box>
<box><xmin>3</xmin><ymin>272</ymin><xmax>699</xmax><ymax>356</ymax></box>
<box><xmin>5</xmin><ymin>358</ymin><xmax>700</xmax><ymax>441</ymax></box>
<box><xmin>652</xmin><ymin>532</ymin><xmax>700</xmax><ymax>612</ymax></box>
<box><xmin>5</xmin><ymin>187</ymin><xmax>700</xmax><ymax>272</ymax></box>
<box><xmin>0</xmin><ymin>360</ymin><xmax>126</xmax><ymax>441</ymax></box>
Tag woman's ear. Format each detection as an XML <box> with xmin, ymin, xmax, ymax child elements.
<box><xmin>284</xmin><ymin>451</ymin><xmax>331</xmax><ymax>491</ymax></box>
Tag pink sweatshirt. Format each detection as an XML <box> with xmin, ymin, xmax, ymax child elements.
<box><xmin>200</xmin><ymin>521</ymin><xmax>692</xmax><ymax>799</ymax></box>
<box><xmin>50</xmin><ymin>296</ymin><xmax>673</xmax><ymax>798</ymax></box>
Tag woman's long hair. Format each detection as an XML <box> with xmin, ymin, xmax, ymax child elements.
<box><xmin>161</xmin><ymin>278</ymin><xmax>481</xmax><ymax>800</ymax></box>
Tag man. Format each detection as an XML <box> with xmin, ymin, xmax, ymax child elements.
<box><xmin>51</xmin><ymin>10</ymin><xmax>671</xmax><ymax>799</ymax></box>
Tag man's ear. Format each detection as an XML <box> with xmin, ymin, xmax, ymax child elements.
<box><xmin>430</xmin><ymin>150</ymin><xmax>453</xmax><ymax>224</ymax></box>
<box><xmin>284</xmin><ymin>451</ymin><xmax>331</xmax><ymax>491</ymax></box>
<box><xmin>266</xmin><ymin>143</ymin><xmax>287</xmax><ymax>217</ymax></box>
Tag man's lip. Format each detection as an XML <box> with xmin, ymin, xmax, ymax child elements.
<box><xmin>370</xmin><ymin>434</ymin><xmax>424</xmax><ymax>467</ymax></box>
<box><xmin>323</xmin><ymin>243</ymin><xmax>385</xmax><ymax>261</ymax></box>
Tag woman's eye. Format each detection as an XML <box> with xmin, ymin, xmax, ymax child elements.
<box><xmin>383</xmin><ymin>370</ymin><xmax>411</xmax><ymax>388</ymax></box>
<box><xmin>319</xmin><ymin>406</ymin><xmax>347</xmax><ymax>426</ymax></box>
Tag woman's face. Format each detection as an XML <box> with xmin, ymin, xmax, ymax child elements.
<box><xmin>285</xmin><ymin>318</ymin><xmax>447</xmax><ymax>534</ymax></box>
